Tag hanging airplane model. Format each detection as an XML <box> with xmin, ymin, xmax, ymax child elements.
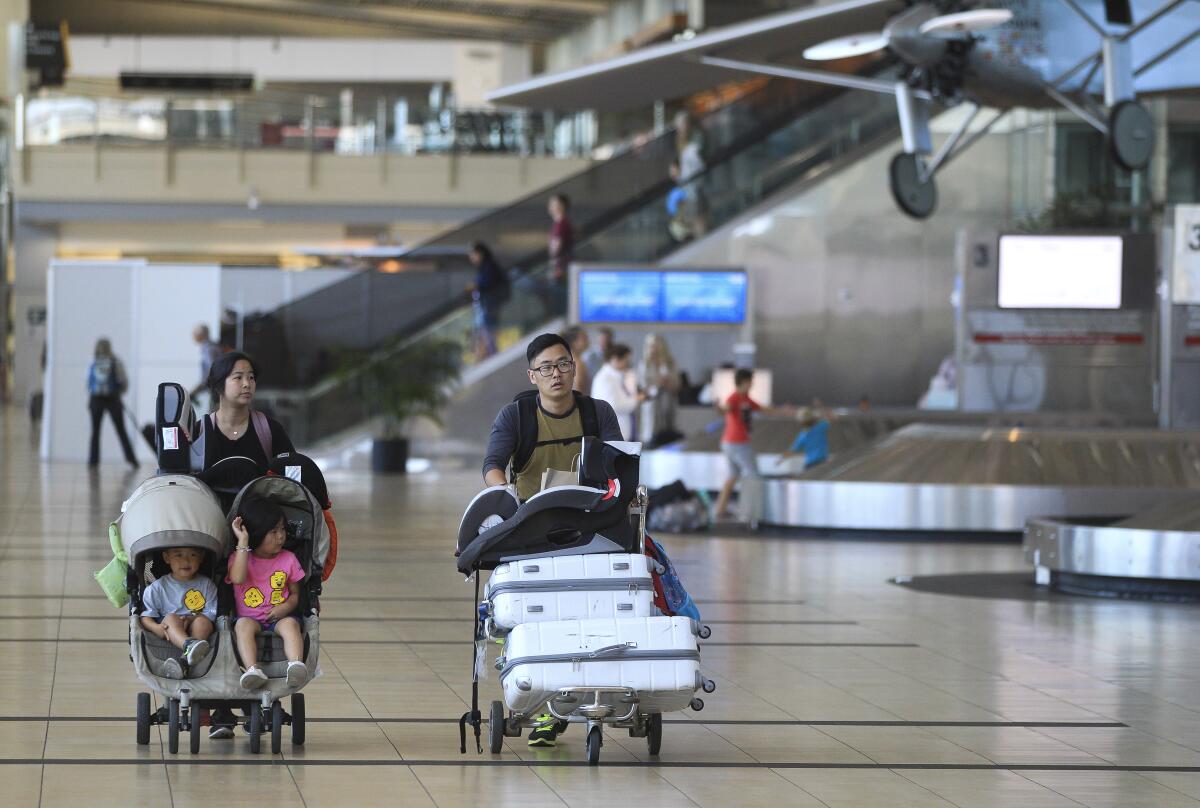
<box><xmin>488</xmin><ymin>0</ymin><xmax>1200</xmax><ymax>219</ymax></box>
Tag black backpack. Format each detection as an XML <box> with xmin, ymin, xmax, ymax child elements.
<box><xmin>509</xmin><ymin>390</ymin><xmax>600</xmax><ymax>481</ymax></box>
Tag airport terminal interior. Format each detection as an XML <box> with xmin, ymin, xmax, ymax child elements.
<box><xmin>4</xmin><ymin>0</ymin><xmax>1200</xmax><ymax>806</ymax></box>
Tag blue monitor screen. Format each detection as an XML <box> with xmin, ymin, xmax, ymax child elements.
<box><xmin>578</xmin><ymin>269</ymin><xmax>746</xmax><ymax>324</ymax></box>
<box><xmin>662</xmin><ymin>271</ymin><xmax>747</xmax><ymax>323</ymax></box>
<box><xmin>577</xmin><ymin>271</ymin><xmax>662</xmax><ymax>323</ymax></box>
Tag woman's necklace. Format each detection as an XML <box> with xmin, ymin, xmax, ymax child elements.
<box><xmin>219</xmin><ymin>412</ymin><xmax>249</xmax><ymax>439</ymax></box>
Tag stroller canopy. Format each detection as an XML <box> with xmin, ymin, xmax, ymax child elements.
<box><xmin>118</xmin><ymin>474</ymin><xmax>229</xmax><ymax>561</ymax></box>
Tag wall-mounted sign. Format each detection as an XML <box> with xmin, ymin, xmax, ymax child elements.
<box><xmin>1172</xmin><ymin>205</ymin><xmax>1200</xmax><ymax>304</ymax></box>
<box><xmin>26</xmin><ymin>23</ymin><xmax>69</xmax><ymax>89</ymax></box>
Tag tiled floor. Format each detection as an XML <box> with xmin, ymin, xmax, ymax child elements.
<box><xmin>5</xmin><ymin>409</ymin><xmax>1200</xmax><ymax>806</ymax></box>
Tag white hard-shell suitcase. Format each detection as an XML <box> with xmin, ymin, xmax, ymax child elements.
<box><xmin>498</xmin><ymin>616</ymin><xmax>700</xmax><ymax>716</ymax></box>
<box><xmin>485</xmin><ymin>553</ymin><xmax>656</xmax><ymax>632</ymax></box>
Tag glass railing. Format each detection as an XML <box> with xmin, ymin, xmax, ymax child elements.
<box><xmin>263</xmin><ymin>80</ymin><xmax>901</xmax><ymax>445</ymax></box>
<box><xmin>248</xmin><ymin>71</ymin><xmax>888</xmax><ymax>397</ymax></box>
<box><xmin>21</xmin><ymin>90</ymin><xmax>597</xmax><ymax>157</ymax></box>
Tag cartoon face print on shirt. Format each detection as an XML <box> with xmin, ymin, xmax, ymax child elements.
<box><xmin>268</xmin><ymin>570</ymin><xmax>289</xmax><ymax>605</ymax></box>
<box><xmin>183</xmin><ymin>588</ymin><xmax>207</xmax><ymax>614</ymax></box>
<box><xmin>243</xmin><ymin>587</ymin><xmax>266</xmax><ymax>609</ymax></box>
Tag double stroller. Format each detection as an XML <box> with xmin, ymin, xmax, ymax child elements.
<box><xmin>112</xmin><ymin>383</ymin><xmax>334</xmax><ymax>754</ymax></box>
<box><xmin>456</xmin><ymin>438</ymin><xmax>715</xmax><ymax>764</ymax></box>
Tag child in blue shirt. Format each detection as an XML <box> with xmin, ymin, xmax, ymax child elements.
<box><xmin>779</xmin><ymin>407</ymin><xmax>831</xmax><ymax>471</ymax></box>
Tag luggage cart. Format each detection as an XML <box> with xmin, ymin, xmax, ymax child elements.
<box><xmin>482</xmin><ymin>485</ymin><xmax>716</xmax><ymax>764</ymax></box>
<box><xmin>489</xmin><ymin>675</ymin><xmax>715</xmax><ymax>764</ymax></box>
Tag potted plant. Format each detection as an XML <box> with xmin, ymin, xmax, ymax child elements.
<box><xmin>344</xmin><ymin>336</ymin><xmax>462</xmax><ymax>473</ymax></box>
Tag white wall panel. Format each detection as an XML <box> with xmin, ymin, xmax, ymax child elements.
<box><xmin>43</xmin><ymin>261</ymin><xmax>220</xmax><ymax>463</ymax></box>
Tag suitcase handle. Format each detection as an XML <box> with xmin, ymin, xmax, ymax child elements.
<box><xmin>587</xmin><ymin>642</ymin><xmax>637</xmax><ymax>659</ymax></box>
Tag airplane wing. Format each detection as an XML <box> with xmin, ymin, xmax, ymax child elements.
<box><xmin>487</xmin><ymin>0</ymin><xmax>907</xmax><ymax>111</ymax></box>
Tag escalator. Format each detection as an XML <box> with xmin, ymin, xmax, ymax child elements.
<box><xmin>253</xmin><ymin>73</ymin><xmax>902</xmax><ymax>445</ymax></box>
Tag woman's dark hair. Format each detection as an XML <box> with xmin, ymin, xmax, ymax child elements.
<box><xmin>207</xmin><ymin>350</ymin><xmax>257</xmax><ymax>404</ymax></box>
<box><xmin>236</xmin><ymin>494</ymin><xmax>284</xmax><ymax>551</ymax></box>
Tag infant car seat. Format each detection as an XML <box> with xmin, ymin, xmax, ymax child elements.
<box><xmin>155</xmin><ymin>382</ymin><xmax>199</xmax><ymax>473</ymax></box>
<box><xmin>456</xmin><ymin>438</ymin><xmax>641</xmax><ymax>574</ymax></box>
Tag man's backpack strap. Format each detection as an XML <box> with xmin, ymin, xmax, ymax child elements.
<box><xmin>510</xmin><ymin>391</ymin><xmax>540</xmax><ymax>483</ymax></box>
<box><xmin>577</xmin><ymin>393</ymin><xmax>599</xmax><ymax>440</ymax></box>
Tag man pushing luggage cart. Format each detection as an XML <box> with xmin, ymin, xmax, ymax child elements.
<box><xmin>457</xmin><ymin>333</ymin><xmax>714</xmax><ymax>763</ymax></box>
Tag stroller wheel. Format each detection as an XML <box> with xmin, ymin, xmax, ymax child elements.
<box><xmin>646</xmin><ymin>714</ymin><xmax>663</xmax><ymax>756</ymax></box>
<box><xmin>271</xmin><ymin>701</ymin><xmax>283</xmax><ymax>755</ymax></box>
<box><xmin>249</xmin><ymin>704</ymin><xmax>262</xmax><ymax>754</ymax></box>
<box><xmin>488</xmin><ymin>701</ymin><xmax>504</xmax><ymax>755</ymax></box>
<box><xmin>136</xmin><ymin>693</ymin><xmax>151</xmax><ymax>746</ymax></box>
<box><xmin>190</xmin><ymin>707</ymin><xmax>205</xmax><ymax>754</ymax></box>
<box><xmin>167</xmin><ymin>699</ymin><xmax>180</xmax><ymax>755</ymax></box>
<box><xmin>291</xmin><ymin>694</ymin><xmax>306</xmax><ymax>746</ymax></box>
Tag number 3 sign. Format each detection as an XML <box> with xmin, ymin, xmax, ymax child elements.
<box><xmin>1174</xmin><ymin>206</ymin><xmax>1200</xmax><ymax>303</ymax></box>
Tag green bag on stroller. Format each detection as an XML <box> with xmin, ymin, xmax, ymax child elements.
<box><xmin>95</xmin><ymin>522</ymin><xmax>130</xmax><ymax>607</ymax></box>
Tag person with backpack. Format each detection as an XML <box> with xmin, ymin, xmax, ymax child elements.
<box><xmin>483</xmin><ymin>333</ymin><xmax>624</xmax><ymax>503</ymax></box>
<box><xmin>467</xmin><ymin>241</ymin><xmax>510</xmax><ymax>360</ymax></box>
<box><xmin>86</xmin><ymin>338</ymin><xmax>139</xmax><ymax>469</ymax></box>
<box><xmin>196</xmin><ymin>351</ymin><xmax>294</xmax><ymax>476</ymax></box>
<box><xmin>481</xmin><ymin>333</ymin><xmax>622</xmax><ymax>747</ymax></box>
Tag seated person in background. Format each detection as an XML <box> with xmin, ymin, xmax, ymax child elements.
<box><xmin>778</xmin><ymin>405</ymin><xmax>832</xmax><ymax>472</ymax></box>
<box><xmin>140</xmin><ymin>547</ymin><xmax>217</xmax><ymax>679</ymax></box>
<box><xmin>228</xmin><ymin>495</ymin><xmax>308</xmax><ymax>691</ymax></box>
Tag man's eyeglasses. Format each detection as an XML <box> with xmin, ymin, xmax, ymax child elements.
<box><xmin>531</xmin><ymin>359</ymin><xmax>575</xmax><ymax>377</ymax></box>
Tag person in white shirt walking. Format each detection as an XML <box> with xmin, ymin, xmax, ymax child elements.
<box><xmin>590</xmin><ymin>343</ymin><xmax>644</xmax><ymax>440</ymax></box>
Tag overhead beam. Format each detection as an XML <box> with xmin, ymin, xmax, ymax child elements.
<box><xmin>418</xmin><ymin>0</ymin><xmax>613</xmax><ymax>16</ymax></box>
<box><xmin>129</xmin><ymin>0</ymin><xmax>561</xmax><ymax>40</ymax></box>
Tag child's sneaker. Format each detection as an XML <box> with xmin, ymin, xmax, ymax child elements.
<box><xmin>240</xmin><ymin>666</ymin><xmax>268</xmax><ymax>690</ymax></box>
<box><xmin>182</xmin><ymin>638</ymin><xmax>210</xmax><ymax>667</ymax></box>
<box><xmin>285</xmin><ymin>660</ymin><xmax>308</xmax><ymax>688</ymax></box>
<box><xmin>162</xmin><ymin>657</ymin><xmax>185</xmax><ymax>680</ymax></box>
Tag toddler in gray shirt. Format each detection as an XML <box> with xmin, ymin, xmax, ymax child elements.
<box><xmin>140</xmin><ymin>547</ymin><xmax>218</xmax><ymax>679</ymax></box>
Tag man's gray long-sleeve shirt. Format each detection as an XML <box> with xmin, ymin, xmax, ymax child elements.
<box><xmin>482</xmin><ymin>395</ymin><xmax>624</xmax><ymax>478</ymax></box>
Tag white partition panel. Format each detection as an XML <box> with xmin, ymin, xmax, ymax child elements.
<box><xmin>43</xmin><ymin>260</ymin><xmax>220</xmax><ymax>462</ymax></box>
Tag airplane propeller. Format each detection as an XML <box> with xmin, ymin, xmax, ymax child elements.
<box><xmin>801</xmin><ymin>8</ymin><xmax>1013</xmax><ymax>61</ymax></box>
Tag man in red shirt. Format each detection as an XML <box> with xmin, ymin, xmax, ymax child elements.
<box><xmin>715</xmin><ymin>368</ymin><xmax>792</xmax><ymax>522</ymax></box>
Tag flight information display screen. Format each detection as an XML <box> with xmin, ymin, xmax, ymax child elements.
<box><xmin>661</xmin><ymin>271</ymin><xmax>747</xmax><ymax>323</ymax></box>
<box><xmin>577</xmin><ymin>269</ymin><xmax>747</xmax><ymax>324</ymax></box>
<box><xmin>997</xmin><ymin>235</ymin><xmax>1124</xmax><ymax>309</ymax></box>
<box><xmin>577</xmin><ymin>271</ymin><xmax>662</xmax><ymax>322</ymax></box>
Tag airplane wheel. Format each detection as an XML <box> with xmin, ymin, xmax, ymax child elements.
<box><xmin>889</xmin><ymin>152</ymin><xmax>937</xmax><ymax>219</ymax></box>
<box><xmin>1109</xmin><ymin>100</ymin><xmax>1154</xmax><ymax>171</ymax></box>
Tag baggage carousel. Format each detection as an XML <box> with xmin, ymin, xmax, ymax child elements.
<box><xmin>643</xmin><ymin>415</ymin><xmax>1200</xmax><ymax>532</ymax></box>
<box><xmin>1024</xmin><ymin>498</ymin><xmax>1200</xmax><ymax>599</ymax></box>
